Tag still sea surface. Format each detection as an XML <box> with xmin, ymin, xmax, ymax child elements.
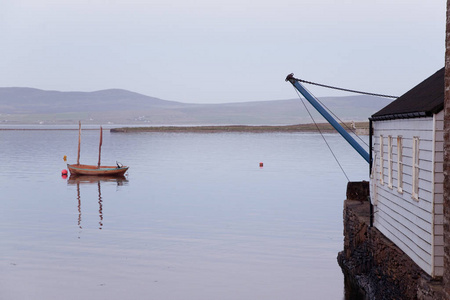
<box><xmin>0</xmin><ymin>127</ymin><xmax>369</xmax><ymax>300</ymax></box>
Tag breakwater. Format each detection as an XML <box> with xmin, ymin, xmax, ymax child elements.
<box><xmin>110</xmin><ymin>122</ymin><xmax>370</xmax><ymax>133</ymax></box>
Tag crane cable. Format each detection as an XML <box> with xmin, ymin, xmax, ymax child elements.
<box><xmin>290</xmin><ymin>77</ymin><xmax>392</xmax><ymax>180</ymax></box>
<box><xmin>311</xmin><ymin>90</ymin><xmax>369</xmax><ymax>147</ymax></box>
<box><xmin>295</xmin><ymin>78</ymin><xmax>399</xmax><ymax>99</ymax></box>
<box><xmin>293</xmin><ymin>87</ymin><xmax>350</xmax><ymax>182</ymax></box>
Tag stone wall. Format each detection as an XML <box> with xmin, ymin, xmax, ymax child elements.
<box><xmin>346</xmin><ymin>181</ymin><xmax>369</xmax><ymax>202</ymax></box>
<box><xmin>338</xmin><ymin>199</ymin><xmax>446</xmax><ymax>300</ymax></box>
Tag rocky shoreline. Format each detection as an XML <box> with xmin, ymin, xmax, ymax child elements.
<box><xmin>339</xmin><ymin>190</ymin><xmax>446</xmax><ymax>299</ymax></box>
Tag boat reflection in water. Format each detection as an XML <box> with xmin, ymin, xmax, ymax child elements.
<box><xmin>67</xmin><ymin>175</ymin><xmax>128</xmax><ymax>230</ymax></box>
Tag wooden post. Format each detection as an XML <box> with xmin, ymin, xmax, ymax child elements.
<box><xmin>443</xmin><ymin>0</ymin><xmax>450</xmax><ymax>295</ymax></box>
<box><xmin>97</xmin><ymin>126</ymin><xmax>103</xmax><ymax>168</ymax></box>
<box><xmin>77</xmin><ymin>121</ymin><xmax>81</xmax><ymax>165</ymax></box>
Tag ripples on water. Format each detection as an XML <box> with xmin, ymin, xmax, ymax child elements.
<box><xmin>0</xmin><ymin>129</ymin><xmax>368</xmax><ymax>300</ymax></box>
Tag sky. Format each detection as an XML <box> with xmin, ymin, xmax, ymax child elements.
<box><xmin>0</xmin><ymin>0</ymin><xmax>446</xmax><ymax>103</ymax></box>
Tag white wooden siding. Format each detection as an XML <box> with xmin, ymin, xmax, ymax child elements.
<box><xmin>371</xmin><ymin>114</ymin><xmax>443</xmax><ymax>277</ymax></box>
<box><xmin>380</xmin><ymin>135</ymin><xmax>384</xmax><ymax>185</ymax></box>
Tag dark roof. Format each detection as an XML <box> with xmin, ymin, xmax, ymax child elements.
<box><xmin>371</xmin><ymin>67</ymin><xmax>444</xmax><ymax>121</ymax></box>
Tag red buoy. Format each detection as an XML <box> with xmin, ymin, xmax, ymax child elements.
<box><xmin>61</xmin><ymin>169</ymin><xmax>68</xmax><ymax>176</ymax></box>
<box><xmin>259</xmin><ymin>162</ymin><xmax>263</xmax><ymax>167</ymax></box>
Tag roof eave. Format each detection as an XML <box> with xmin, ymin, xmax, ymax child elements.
<box><xmin>370</xmin><ymin>111</ymin><xmax>429</xmax><ymax>121</ymax></box>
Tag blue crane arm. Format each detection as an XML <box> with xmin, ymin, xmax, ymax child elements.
<box><xmin>285</xmin><ymin>73</ymin><xmax>370</xmax><ymax>164</ymax></box>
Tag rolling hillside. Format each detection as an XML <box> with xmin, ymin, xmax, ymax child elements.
<box><xmin>0</xmin><ymin>87</ymin><xmax>393</xmax><ymax>125</ymax></box>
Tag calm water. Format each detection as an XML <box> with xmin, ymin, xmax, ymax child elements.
<box><xmin>0</xmin><ymin>129</ymin><xmax>368</xmax><ymax>300</ymax></box>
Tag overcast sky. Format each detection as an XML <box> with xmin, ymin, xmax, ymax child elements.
<box><xmin>0</xmin><ymin>0</ymin><xmax>446</xmax><ymax>103</ymax></box>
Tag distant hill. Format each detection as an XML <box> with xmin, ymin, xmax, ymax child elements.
<box><xmin>0</xmin><ymin>87</ymin><xmax>393</xmax><ymax>125</ymax></box>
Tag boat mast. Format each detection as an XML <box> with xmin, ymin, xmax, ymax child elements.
<box><xmin>77</xmin><ymin>121</ymin><xmax>81</xmax><ymax>165</ymax></box>
<box><xmin>97</xmin><ymin>126</ymin><xmax>103</xmax><ymax>168</ymax></box>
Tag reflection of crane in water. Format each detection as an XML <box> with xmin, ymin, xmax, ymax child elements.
<box><xmin>68</xmin><ymin>175</ymin><xmax>128</xmax><ymax>230</ymax></box>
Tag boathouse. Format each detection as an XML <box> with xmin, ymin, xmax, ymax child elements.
<box><xmin>370</xmin><ymin>67</ymin><xmax>445</xmax><ymax>277</ymax></box>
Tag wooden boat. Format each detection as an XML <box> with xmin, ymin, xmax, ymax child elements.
<box><xmin>67</xmin><ymin>164</ymin><xmax>128</xmax><ymax>176</ymax></box>
<box><xmin>67</xmin><ymin>122</ymin><xmax>129</xmax><ymax>177</ymax></box>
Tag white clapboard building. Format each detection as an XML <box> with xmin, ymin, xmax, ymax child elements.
<box><xmin>370</xmin><ymin>67</ymin><xmax>444</xmax><ymax>277</ymax></box>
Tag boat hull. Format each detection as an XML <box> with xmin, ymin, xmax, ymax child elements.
<box><xmin>67</xmin><ymin>164</ymin><xmax>129</xmax><ymax>176</ymax></box>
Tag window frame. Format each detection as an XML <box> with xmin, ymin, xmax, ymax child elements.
<box><xmin>397</xmin><ymin>136</ymin><xmax>403</xmax><ymax>193</ymax></box>
<box><xmin>412</xmin><ymin>136</ymin><xmax>420</xmax><ymax>201</ymax></box>
<box><xmin>379</xmin><ymin>135</ymin><xmax>384</xmax><ymax>185</ymax></box>
<box><xmin>388</xmin><ymin>135</ymin><xmax>393</xmax><ymax>189</ymax></box>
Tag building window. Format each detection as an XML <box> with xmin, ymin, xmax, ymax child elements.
<box><xmin>388</xmin><ymin>135</ymin><xmax>393</xmax><ymax>189</ymax></box>
<box><xmin>412</xmin><ymin>136</ymin><xmax>420</xmax><ymax>200</ymax></box>
<box><xmin>380</xmin><ymin>135</ymin><xmax>384</xmax><ymax>185</ymax></box>
<box><xmin>397</xmin><ymin>136</ymin><xmax>403</xmax><ymax>193</ymax></box>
